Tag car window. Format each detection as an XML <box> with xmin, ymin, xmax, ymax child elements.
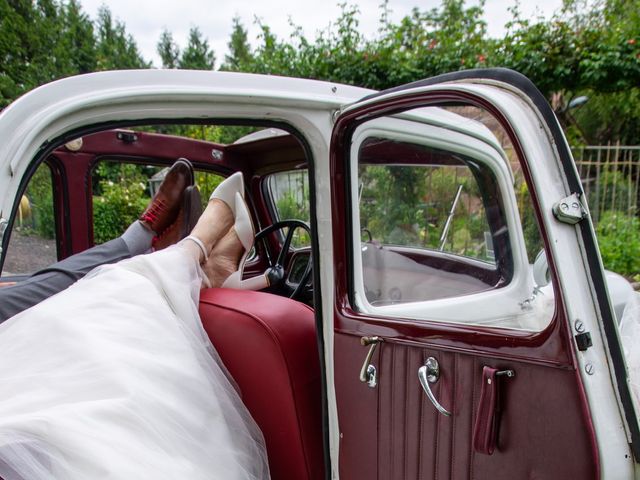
<box><xmin>267</xmin><ymin>170</ymin><xmax>310</xmax><ymax>248</ymax></box>
<box><xmin>91</xmin><ymin>159</ymin><xmax>224</xmax><ymax>245</ymax></box>
<box><xmin>356</xmin><ymin>143</ymin><xmax>508</xmax><ymax>306</ymax></box>
<box><xmin>359</xmin><ymin>162</ymin><xmax>495</xmax><ymax>263</ymax></box>
<box><xmin>349</xmin><ymin>108</ymin><xmax>554</xmax><ymax>332</ymax></box>
<box><xmin>2</xmin><ymin>162</ymin><xmax>58</xmax><ymax>276</ymax></box>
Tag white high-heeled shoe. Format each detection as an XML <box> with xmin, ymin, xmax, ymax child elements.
<box><xmin>184</xmin><ymin>172</ymin><xmax>246</xmax><ymax>263</ymax></box>
<box><xmin>209</xmin><ymin>171</ymin><xmax>245</xmax><ymax>213</ymax></box>
<box><xmin>221</xmin><ymin>192</ymin><xmax>270</xmax><ymax>290</ymax></box>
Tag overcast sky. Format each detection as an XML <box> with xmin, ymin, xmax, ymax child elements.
<box><xmin>79</xmin><ymin>0</ymin><xmax>564</xmax><ymax>67</ymax></box>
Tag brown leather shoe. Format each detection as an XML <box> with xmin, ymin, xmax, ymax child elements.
<box><xmin>152</xmin><ymin>186</ymin><xmax>203</xmax><ymax>251</ymax></box>
<box><xmin>139</xmin><ymin>158</ymin><xmax>194</xmax><ymax>235</ymax></box>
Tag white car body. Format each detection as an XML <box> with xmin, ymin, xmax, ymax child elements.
<box><xmin>0</xmin><ymin>69</ymin><xmax>638</xmax><ymax>478</ymax></box>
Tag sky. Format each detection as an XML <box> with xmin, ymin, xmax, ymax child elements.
<box><xmin>79</xmin><ymin>0</ymin><xmax>564</xmax><ymax>67</ymax></box>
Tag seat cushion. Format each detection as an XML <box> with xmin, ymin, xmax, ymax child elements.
<box><xmin>199</xmin><ymin>288</ymin><xmax>324</xmax><ymax>480</ymax></box>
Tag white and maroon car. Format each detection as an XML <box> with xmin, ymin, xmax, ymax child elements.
<box><xmin>0</xmin><ymin>68</ymin><xmax>639</xmax><ymax>479</ymax></box>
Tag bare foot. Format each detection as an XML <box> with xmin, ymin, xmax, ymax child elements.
<box><xmin>203</xmin><ymin>228</ymin><xmax>244</xmax><ymax>287</ymax></box>
<box><xmin>189</xmin><ymin>199</ymin><xmax>234</xmax><ymax>259</ymax></box>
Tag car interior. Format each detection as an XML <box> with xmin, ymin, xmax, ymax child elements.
<box><xmin>0</xmin><ymin>124</ymin><xmax>324</xmax><ymax>480</ymax></box>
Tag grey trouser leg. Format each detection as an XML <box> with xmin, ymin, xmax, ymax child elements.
<box><xmin>0</xmin><ymin>238</ymin><xmax>132</xmax><ymax>323</ymax></box>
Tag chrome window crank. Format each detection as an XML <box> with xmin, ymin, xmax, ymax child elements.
<box><xmin>359</xmin><ymin>336</ymin><xmax>382</xmax><ymax>388</ymax></box>
<box><xmin>418</xmin><ymin>357</ymin><xmax>451</xmax><ymax>417</ymax></box>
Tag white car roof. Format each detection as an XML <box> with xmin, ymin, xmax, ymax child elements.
<box><xmin>0</xmin><ymin>70</ymin><xmax>509</xmax><ymax>201</ymax></box>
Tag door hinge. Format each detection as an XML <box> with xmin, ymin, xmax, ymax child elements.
<box><xmin>552</xmin><ymin>193</ymin><xmax>587</xmax><ymax>225</ymax></box>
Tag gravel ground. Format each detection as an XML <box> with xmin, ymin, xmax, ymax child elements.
<box><xmin>2</xmin><ymin>230</ymin><xmax>57</xmax><ymax>276</ymax></box>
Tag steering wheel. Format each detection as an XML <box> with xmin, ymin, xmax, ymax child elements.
<box><xmin>255</xmin><ymin>220</ymin><xmax>312</xmax><ymax>300</ymax></box>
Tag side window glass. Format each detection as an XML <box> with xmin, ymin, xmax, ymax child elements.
<box><xmin>359</xmin><ymin>162</ymin><xmax>495</xmax><ymax>263</ymax></box>
<box><xmin>350</xmin><ymin>108</ymin><xmax>554</xmax><ymax>332</ymax></box>
<box><xmin>91</xmin><ymin>160</ymin><xmax>224</xmax><ymax>245</ymax></box>
<box><xmin>2</xmin><ymin>162</ymin><xmax>58</xmax><ymax>276</ymax></box>
<box><xmin>267</xmin><ymin>170</ymin><xmax>310</xmax><ymax>248</ymax></box>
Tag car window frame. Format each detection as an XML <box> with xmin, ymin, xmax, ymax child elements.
<box><xmin>346</xmin><ymin>115</ymin><xmax>543</xmax><ymax>331</ymax></box>
<box><xmin>0</xmin><ymin>156</ymin><xmax>65</xmax><ymax>278</ymax></box>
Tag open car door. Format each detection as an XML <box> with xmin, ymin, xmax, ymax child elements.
<box><xmin>328</xmin><ymin>69</ymin><xmax>639</xmax><ymax>479</ymax></box>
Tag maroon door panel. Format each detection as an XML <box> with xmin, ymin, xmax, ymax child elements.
<box><xmin>335</xmin><ymin>333</ymin><xmax>379</xmax><ymax>480</ymax></box>
<box><xmin>335</xmin><ymin>332</ymin><xmax>598</xmax><ymax>479</ymax></box>
<box><xmin>329</xmin><ymin>78</ymin><xmax>602</xmax><ymax>479</ymax></box>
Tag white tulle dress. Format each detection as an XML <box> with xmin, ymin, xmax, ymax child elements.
<box><xmin>0</xmin><ymin>245</ymin><xmax>270</xmax><ymax>480</ymax></box>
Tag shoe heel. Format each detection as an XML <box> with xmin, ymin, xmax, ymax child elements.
<box><xmin>232</xmin><ymin>192</ymin><xmax>254</xmax><ymax>251</ymax></box>
<box><xmin>222</xmin><ymin>271</ymin><xmax>270</xmax><ymax>291</ymax></box>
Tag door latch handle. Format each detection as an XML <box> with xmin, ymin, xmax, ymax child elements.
<box><xmin>418</xmin><ymin>357</ymin><xmax>451</xmax><ymax>417</ymax></box>
<box><xmin>359</xmin><ymin>336</ymin><xmax>382</xmax><ymax>388</ymax></box>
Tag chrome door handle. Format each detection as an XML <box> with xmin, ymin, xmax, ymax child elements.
<box><xmin>418</xmin><ymin>357</ymin><xmax>451</xmax><ymax>417</ymax></box>
<box><xmin>359</xmin><ymin>336</ymin><xmax>382</xmax><ymax>388</ymax></box>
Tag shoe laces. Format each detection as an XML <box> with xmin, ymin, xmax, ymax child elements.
<box><xmin>141</xmin><ymin>199</ymin><xmax>168</xmax><ymax>226</ymax></box>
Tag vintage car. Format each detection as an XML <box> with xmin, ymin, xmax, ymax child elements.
<box><xmin>0</xmin><ymin>68</ymin><xmax>639</xmax><ymax>479</ymax></box>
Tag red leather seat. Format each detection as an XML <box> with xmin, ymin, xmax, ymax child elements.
<box><xmin>199</xmin><ymin>289</ymin><xmax>324</xmax><ymax>480</ymax></box>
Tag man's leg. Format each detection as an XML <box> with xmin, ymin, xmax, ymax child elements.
<box><xmin>0</xmin><ymin>237</ymin><xmax>133</xmax><ymax>323</ymax></box>
<box><xmin>0</xmin><ymin>159</ymin><xmax>197</xmax><ymax>323</ymax></box>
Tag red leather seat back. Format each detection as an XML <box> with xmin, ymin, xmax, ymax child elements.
<box><xmin>199</xmin><ymin>289</ymin><xmax>324</xmax><ymax>480</ymax></box>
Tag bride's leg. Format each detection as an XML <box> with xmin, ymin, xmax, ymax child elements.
<box><xmin>202</xmin><ymin>229</ymin><xmax>244</xmax><ymax>288</ymax></box>
<box><xmin>183</xmin><ymin>199</ymin><xmax>234</xmax><ymax>264</ymax></box>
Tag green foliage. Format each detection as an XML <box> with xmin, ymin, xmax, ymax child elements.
<box><xmin>0</xmin><ymin>1</ymin><xmax>146</xmax><ymax>107</ymax></box>
<box><xmin>131</xmin><ymin>123</ymin><xmax>259</xmax><ymax>145</ymax></box>
<box><xmin>222</xmin><ymin>0</ymin><xmax>636</xmax><ymax>98</ymax></box>
<box><xmin>596</xmin><ymin>210</ymin><xmax>640</xmax><ymax>277</ymax></box>
<box><xmin>194</xmin><ymin>171</ymin><xmax>223</xmax><ymax>210</ymax></box>
<box><xmin>2</xmin><ymin>0</ymin><xmax>639</xmax><ymax>144</ymax></box>
<box><xmin>179</xmin><ymin>27</ymin><xmax>215</xmax><ymax>70</ymax></box>
<box><xmin>1</xmin><ymin>0</ymin><xmax>97</xmax><ymax>106</ymax></box>
<box><xmin>273</xmin><ymin>172</ymin><xmax>311</xmax><ymax>247</ymax></box>
<box><xmin>94</xmin><ymin>6</ymin><xmax>148</xmax><ymax>70</ymax></box>
<box><xmin>572</xmin><ymin>89</ymin><xmax>640</xmax><ymax>144</ymax></box>
<box><xmin>594</xmin><ymin>170</ymin><xmax>636</xmax><ymax>214</ymax></box>
<box><xmin>220</xmin><ymin>0</ymin><xmax>638</xmax><ymax>144</ymax></box>
<box><xmin>222</xmin><ymin>16</ymin><xmax>253</xmax><ymax>71</ymax></box>
<box><xmin>92</xmin><ymin>163</ymin><xmax>149</xmax><ymax>244</ymax></box>
<box><xmin>359</xmin><ymin>164</ymin><xmax>491</xmax><ymax>260</ymax></box>
<box><xmin>276</xmin><ymin>189</ymin><xmax>309</xmax><ymax>221</ymax></box>
<box><xmin>157</xmin><ymin>29</ymin><xmax>179</xmax><ymax>69</ymax></box>
<box><xmin>275</xmin><ymin>191</ymin><xmax>311</xmax><ymax>247</ymax></box>
<box><xmin>516</xmin><ymin>181</ymin><xmax>545</xmax><ymax>262</ymax></box>
<box><xmin>22</xmin><ymin>162</ymin><xmax>55</xmax><ymax>239</ymax></box>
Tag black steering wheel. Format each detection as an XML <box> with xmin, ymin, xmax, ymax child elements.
<box><xmin>255</xmin><ymin>220</ymin><xmax>312</xmax><ymax>300</ymax></box>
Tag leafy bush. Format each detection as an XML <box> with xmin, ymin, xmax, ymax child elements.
<box><xmin>516</xmin><ymin>181</ymin><xmax>544</xmax><ymax>263</ymax></box>
<box><xmin>596</xmin><ymin>210</ymin><xmax>640</xmax><ymax>277</ymax></box>
<box><xmin>592</xmin><ymin>170</ymin><xmax>636</xmax><ymax>217</ymax></box>
<box><xmin>23</xmin><ymin>163</ymin><xmax>56</xmax><ymax>239</ymax></box>
<box><xmin>92</xmin><ymin>179</ymin><xmax>149</xmax><ymax>244</ymax></box>
<box><xmin>194</xmin><ymin>171</ymin><xmax>223</xmax><ymax>210</ymax></box>
<box><xmin>275</xmin><ymin>187</ymin><xmax>311</xmax><ymax>248</ymax></box>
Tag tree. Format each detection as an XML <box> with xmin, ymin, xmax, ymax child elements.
<box><xmin>1</xmin><ymin>0</ymin><xmax>96</xmax><ymax>106</ymax></box>
<box><xmin>61</xmin><ymin>0</ymin><xmax>97</xmax><ymax>74</ymax></box>
<box><xmin>157</xmin><ymin>29</ymin><xmax>179</xmax><ymax>69</ymax></box>
<box><xmin>1</xmin><ymin>0</ymin><xmax>37</xmax><ymax>105</ymax></box>
<box><xmin>222</xmin><ymin>16</ymin><xmax>252</xmax><ymax>71</ymax></box>
<box><xmin>179</xmin><ymin>27</ymin><xmax>215</xmax><ymax>70</ymax></box>
<box><xmin>95</xmin><ymin>6</ymin><xmax>148</xmax><ymax>70</ymax></box>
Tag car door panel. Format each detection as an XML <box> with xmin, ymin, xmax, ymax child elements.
<box><xmin>330</xmin><ymin>69</ymin><xmax>635</xmax><ymax>478</ymax></box>
<box><xmin>334</xmin><ymin>332</ymin><xmax>379</xmax><ymax>479</ymax></box>
<box><xmin>336</xmin><ymin>332</ymin><xmax>598</xmax><ymax>479</ymax></box>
